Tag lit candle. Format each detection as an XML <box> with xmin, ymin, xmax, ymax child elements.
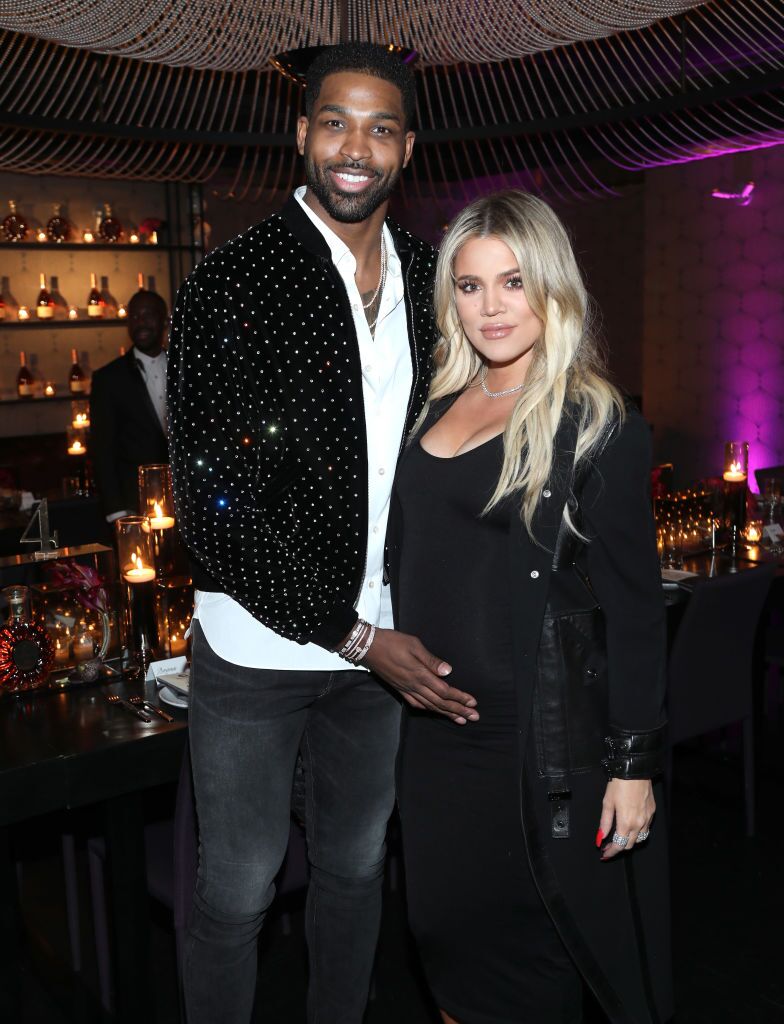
<box><xmin>68</xmin><ymin>306</ymin><xmax>78</xmax><ymax>320</ymax></box>
<box><xmin>67</xmin><ymin>439</ymin><xmax>86</xmax><ymax>455</ymax></box>
<box><xmin>44</xmin><ymin>382</ymin><xmax>56</xmax><ymax>397</ymax></box>
<box><xmin>169</xmin><ymin>633</ymin><xmax>187</xmax><ymax>657</ymax></box>
<box><xmin>53</xmin><ymin>637</ymin><xmax>70</xmax><ymax>666</ymax></box>
<box><xmin>123</xmin><ymin>549</ymin><xmax>156</xmax><ymax>583</ymax></box>
<box><xmin>72</xmin><ymin>412</ymin><xmax>90</xmax><ymax>430</ymax></box>
<box><xmin>17</xmin><ymin>306</ymin><xmax>30</xmax><ymax>321</ymax></box>
<box><xmin>745</xmin><ymin>521</ymin><xmax>762</xmax><ymax>543</ymax></box>
<box><xmin>72</xmin><ymin>631</ymin><xmax>95</xmax><ymax>663</ymax></box>
<box><xmin>83</xmin><ymin>230</ymin><xmax>94</xmax><ymax>243</ymax></box>
<box><xmin>723</xmin><ymin>461</ymin><xmax>747</xmax><ymax>482</ymax></box>
<box><xmin>149</xmin><ymin>230</ymin><xmax>158</xmax><ymax>245</ymax></box>
<box><xmin>36</xmin><ymin>228</ymin><xmax>47</xmax><ymax>243</ymax></box>
<box><xmin>147</xmin><ymin>501</ymin><xmax>175</xmax><ymax>530</ymax></box>
<box><xmin>117</xmin><ymin>304</ymin><xmax>127</xmax><ymax>318</ymax></box>
<box><xmin>129</xmin><ymin>232</ymin><xmax>140</xmax><ymax>244</ymax></box>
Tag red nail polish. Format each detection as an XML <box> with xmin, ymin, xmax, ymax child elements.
<box><xmin>595</xmin><ymin>829</ymin><xmax>604</xmax><ymax>848</ymax></box>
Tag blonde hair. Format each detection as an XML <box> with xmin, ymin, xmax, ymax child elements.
<box><xmin>426</xmin><ymin>189</ymin><xmax>624</xmax><ymax>539</ymax></box>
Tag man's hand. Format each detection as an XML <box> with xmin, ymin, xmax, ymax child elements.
<box><xmin>363</xmin><ymin>628</ymin><xmax>479</xmax><ymax>725</ymax></box>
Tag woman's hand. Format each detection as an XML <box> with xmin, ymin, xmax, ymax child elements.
<box><xmin>597</xmin><ymin>778</ymin><xmax>655</xmax><ymax>859</ymax></box>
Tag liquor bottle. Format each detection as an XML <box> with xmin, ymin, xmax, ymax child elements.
<box><xmin>16</xmin><ymin>351</ymin><xmax>34</xmax><ymax>399</ymax></box>
<box><xmin>0</xmin><ymin>585</ymin><xmax>55</xmax><ymax>693</ymax></box>
<box><xmin>87</xmin><ymin>272</ymin><xmax>105</xmax><ymax>318</ymax></box>
<box><xmin>69</xmin><ymin>348</ymin><xmax>87</xmax><ymax>394</ymax></box>
<box><xmin>99</xmin><ymin>274</ymin><xmax>116</xmax><ymax>316</ymax></box>
<box><xmin>49</xmin><ymin>275</ymin><xmax>66</xmax><ymax>317</ymax></box>
<box><xmin>35</xmin><ymin>273</ymin><xmax>54</xmax><ymax>319</ymax></box>
<box><xmin>1</xmin><ymin>199</ymin><xmax>28</xmax><ymax>242</ymax></box>
<box><xmin>46</xmin><ymin>203</ymin><xmax>71</xmax><ymax>243</ymax></box>
<box><xmin>98</xmin><ymin>203</ymin><xmax>123</xmax><ymax>243</ymax></box>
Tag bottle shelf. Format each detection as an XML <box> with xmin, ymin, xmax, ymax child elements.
<box><xmin>0</xmin><ymin>242</ymin><xmax>198</xmax><ymax>252</ymax></box>
<box><xmin>0</xmin><ymin>319</ymin><xmax>128</xmax><ymax>330</ymax></box>
<box><xmin>0</xmin><ymin>395</ymin><xmax>90</xmax><ymax>407</ymax></box>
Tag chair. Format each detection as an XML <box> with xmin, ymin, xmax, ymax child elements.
<box><xmin>754</xmin><ymin>464</ymin><xmax>784</xmax><ymax>493</ymax></box>
<box><xmin>667</xmin><ymin>563</ymin><xmax>776</xmax><ymax>837</ymax></box>
<box><xmin>88</xmin><ymin>744</ymin><xmax>310</xmax><ymax>1014</ymax></box>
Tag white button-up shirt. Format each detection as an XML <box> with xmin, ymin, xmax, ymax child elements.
<box><xmin>135</xmin><ymin>348</ymin><xmax>168</xmax><ymax>432</ymax></box>
<box><xmin>193</xmin><ymin>186</ymin><xmax>412</xmax><ymax>669</ymax></box>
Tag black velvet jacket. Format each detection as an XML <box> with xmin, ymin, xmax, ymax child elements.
<box><xmin>167</xmin><ymin>196</ymin><xmax>436</xmax><ymax>649</ymax></box>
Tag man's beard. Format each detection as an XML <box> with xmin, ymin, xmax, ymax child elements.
<box><xmin>304</xmin><ymin>154</ymin><xmax>400</xmax><ymax>223</ymax></box>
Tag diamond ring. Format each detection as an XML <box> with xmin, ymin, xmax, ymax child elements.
<box><xmin>637</xmin><ymin>830</ymin><xmax>650</xmax><ymax>842</ymax></box>
<box><xmin>611</xmin><ymin>832</ymin><xmax>629</xmax><ymax>847</ymax></box>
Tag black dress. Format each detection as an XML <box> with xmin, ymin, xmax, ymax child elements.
<box><xmin>395</xmin><ymin>431</ymin><xmax>583</xmax><ymax>1024</ymax></box>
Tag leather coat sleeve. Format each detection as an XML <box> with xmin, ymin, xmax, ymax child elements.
<box><xmin>579</xmin><ymin>409</ymin><xmax>667</xmax><ymax>778</ymax></box>
<box><xmin>167</xmin><ymin>271</ymin><xmax>358</xmax><ymax>649</ymax></box>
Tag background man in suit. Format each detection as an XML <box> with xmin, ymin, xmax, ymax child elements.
<box><xmin>89</xmin><ymin>289</ymin><xmax>169</xmax><ymax>521</ymax></box>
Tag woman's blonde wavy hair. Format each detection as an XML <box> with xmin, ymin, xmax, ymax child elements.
<box><xmin>425</xmin><ymin>189</ymin><xmax>624</xmax><ymax>540</ymax></box>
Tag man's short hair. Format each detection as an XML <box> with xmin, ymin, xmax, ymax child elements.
<box><xmin>128</xmin><ymin>289</ymin><xmax>168</xmax><ymax>318</ymax></box>
<box><xmin>305</xmin><ymin>43</ymin><xmax>417</xmax><ymax>129</ymax></box>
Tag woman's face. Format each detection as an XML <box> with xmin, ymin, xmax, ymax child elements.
<box><xmin>453</xmin><ymin>235</ymin><xmax>542</xmax><ymax>374</ymax></box>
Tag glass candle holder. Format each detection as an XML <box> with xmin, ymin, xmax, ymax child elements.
<box><xmin>71</xmin><ymin>400</ymin><xmax>90</xmax><ymax>431</ymax></box>
<box><xmin>722</xmin><ymin>441</ymin><xmax>749</xmax><ymax>552</ymax></box>
<box><xmin>139</xmin><ymin>464</ymin><xmax>182</xmax><ymax>580</ymax></box>
<box><xmin>116</xmin><ymin>516</ymin><xmax>158</xmax><ymax>669</ymax></box>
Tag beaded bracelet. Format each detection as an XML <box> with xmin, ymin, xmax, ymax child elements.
<box><xmin>337</xmin><ymin>619</ymin><xmax>377</xmax><ymax>664</ymax></box>
<box><xmin>336</xmin><ymin>619</ymin><xmax>365</xmax><ymax>660</ymax></box>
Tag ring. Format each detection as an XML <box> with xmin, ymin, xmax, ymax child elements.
<box><xmin>637</xmin><ymin>831</ymin><xmax>650</xmax><ymax>842</ymax></box>
<box><xmin>611</xmin><ymin>832</ymin><xmax>629</xmax><ymax>847</ymax></box>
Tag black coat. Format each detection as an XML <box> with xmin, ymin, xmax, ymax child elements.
<box><xmin>89</xmin><ymin>349</ymin><xmax>168</xmax><ymax>517</ymax></box>
<box><xmin>388</xmin><ymin>399</ymin><xmax>672</xmax><ymax>1024</ymax></box>
<box><xmin>167</xmin><ymin>196</ymin><xmax>436</xmax><ymax>649</ymax></box>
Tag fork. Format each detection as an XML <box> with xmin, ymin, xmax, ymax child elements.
<box><xmin>106</xmin><ymin>693</ymin><xmax>152</xmax><ymax>722</ymax></box>
<box><xmin>129</xmin><ymin>696</ymin><xmax>174</xmax><ymax>723</ymax></box>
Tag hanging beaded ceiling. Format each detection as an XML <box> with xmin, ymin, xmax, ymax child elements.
<box><xmin>0</xmin><ymin>1</ymin><xmax>705</xmax><ymax>69</ymax></box>
<box><xmin>0</xmin><ymin>0</ymin><xmax>781</xmax><ymax>202</ymax></box>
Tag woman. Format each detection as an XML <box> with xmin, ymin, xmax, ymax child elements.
<box><xmin>389</xmin><ymin>191</ymin><xmax>671</xmax><ymax>1024</ymax></box>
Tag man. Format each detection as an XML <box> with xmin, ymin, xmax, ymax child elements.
<box><xmin>168</xmin><ymin>43</ymin><xmax>477</xmax><ymax>1024</ymax></box>
<box><xmin>90</xmin><ymin>289</ymin><xmax>169</xmax><ymax>520</ymax></box>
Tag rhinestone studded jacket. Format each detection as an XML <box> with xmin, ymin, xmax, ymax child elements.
<box><xmin>167</xmin><ymin>197</ymin><xmax>437</xmax><ymax>650</ymax></box>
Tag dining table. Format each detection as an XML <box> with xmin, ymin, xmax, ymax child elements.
<box><xmin>0</xmin><ymin>670</ymin><xmax>187</xmax><ymax>1023</ymax></box>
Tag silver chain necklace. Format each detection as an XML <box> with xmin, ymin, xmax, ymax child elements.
<box><xmin>480</xmin><ymin>366</ymin><xmax>525</xmax><ymax>399</ymax></box>
<box><xmin>361</xmin><ymin>234</ymin><xmax>387</xmax><ymax>310</ymax></box>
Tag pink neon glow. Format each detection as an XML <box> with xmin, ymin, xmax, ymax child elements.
<box><xmin>711</xmin><ymin>181</ymin><xmax>756</xmax><ymax>205</ymax></box>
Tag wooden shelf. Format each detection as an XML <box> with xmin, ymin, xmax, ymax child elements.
<box><xmin>0</xmin><ymin>318</ymin><xmax>128</xmax><ymax>330</ymax></box>
<box><xmin>0</xmin><ymin>241</ymin><xmax>198</xmax><ymax>252</ymax></box>
<box><xmin>0</xmin><ymin>395</ymin><xmax>89</xmax><ymax>407</ymax></box>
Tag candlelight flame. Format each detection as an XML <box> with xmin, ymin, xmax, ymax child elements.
<box><xmin>154</xmin><ymin>501</ymin><xmax>163</xmax><ymax>517</ymax></box>
<box><xmin>729</xmin><ymin>460</ymin><xmax>741</xmax><ymax>475</ymax></box>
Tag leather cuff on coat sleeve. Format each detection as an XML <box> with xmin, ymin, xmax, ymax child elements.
<box><xmin>602</xmin><ymin>724</ymin><xmax>667</xmax><ymax>780</ymax></box>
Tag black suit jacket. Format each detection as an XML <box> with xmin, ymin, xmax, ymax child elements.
<box><xmin>89</xmin><ymin>349</ymin><xmax>169</xmax><ymax>517</ymax></box>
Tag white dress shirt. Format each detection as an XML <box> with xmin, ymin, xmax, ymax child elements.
<box><xmin>134</xmin><ymin>348</ymin><xmax>168</xmax><ymax>432</ymax></box>
<box><xmin>193</xmin><ymin>186</ymin><xmax>413</xmax><ymax>669</ymax></box>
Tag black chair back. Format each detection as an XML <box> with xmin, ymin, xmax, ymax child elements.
<box><xmin>667</xmin><ymin>564</ymin><xmax>775</xmax><ymax>744</ymax></box>
<box><xmin>754</xmin><ymin>464</ymin><xmax>784</xmax><ymax>493</ymax></box>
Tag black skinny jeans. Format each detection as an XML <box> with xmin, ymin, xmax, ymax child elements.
<box><xmin>184</xmin><ymin>621</ymin><xmax>401</xmax><ymax>1024</ymax></box>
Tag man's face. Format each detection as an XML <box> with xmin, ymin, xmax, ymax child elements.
<box><xmin>297</xmin><ymin>70</ymin><xmax>415</xmax><ymax>224</ymax></box>
<box><xmin>128</xmin><ymin>295</ymin><xmax>167</xmax><ymax>354</ymax></box>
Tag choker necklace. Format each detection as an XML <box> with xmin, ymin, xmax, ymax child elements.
<box><xmin>480</xmin><ymin>367</ymin><xmax>525</xmax><ymax>399</ymax></box>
